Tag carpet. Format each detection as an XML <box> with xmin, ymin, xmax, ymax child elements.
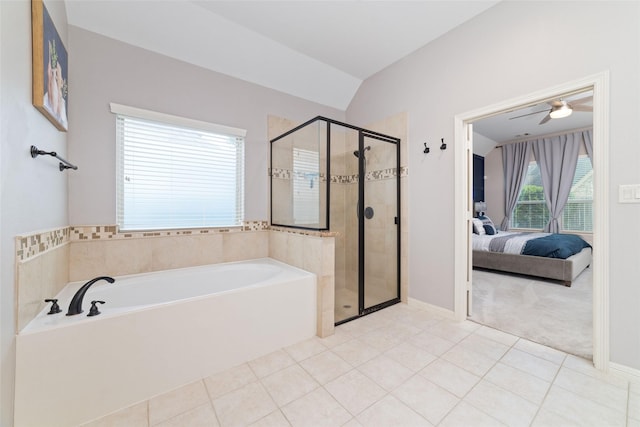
<box><xmin>468</xmin><ymin>267</ymin><xmax>593</xmax><ymax>359</ymax></box>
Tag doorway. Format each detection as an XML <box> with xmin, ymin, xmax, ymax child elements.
<box><xmin>469</xmin><ymin>93</ymin><xmax>594</xmax><ymax>358</ymax></box>
<box><xmin>453</xmin><ymin>72</ymin><xmax>610</xmax><ymax>370</ymax></box>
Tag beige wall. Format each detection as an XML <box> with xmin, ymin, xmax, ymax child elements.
<box><xmin>347</xmin><ymin>1</ymin><xmax>640</xmax><ymax>369</ymax></box>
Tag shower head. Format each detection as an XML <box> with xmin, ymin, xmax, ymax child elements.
<box><xmin>353</xmin><ymin>146</ymin><xmax>371</xmax><ymax>158</ymax></box>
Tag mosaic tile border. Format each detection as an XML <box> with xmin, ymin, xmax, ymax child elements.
<box><xmin>269</xmin><ymin>226</ymin><xmax>337</xmax><ymax>238</ymax></box>
<box><xmin>16</xmin><ymin>226</ymin><xmax>71</xmax><ymax>262</ymax></box>
<box><xmin>16</xmin><ymin>221</ymin><xmax>270</xmax><ymax>262</ymax></box>
<box><xmin>271</xmin><ymin>168</ymin><xmax>328</xmax><ymax>183</ymax></box>
<box><xmin>70</xmin><ymin>221</ymin><xmax>270</xmax><ymax>241</ymax></box>
<box><xmin>273</xmin><ymin>166</ymin><xmax>408</xmax><ymax>185</ymax></box>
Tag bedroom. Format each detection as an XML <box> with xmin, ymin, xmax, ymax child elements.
<box><xmin>469</xmin><ymin>90</ymin><xmax>595</xmax><ymax>359</ymax></box>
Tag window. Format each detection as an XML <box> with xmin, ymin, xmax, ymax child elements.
<box><xmin>511</xmin><ymin>155</ymin><xmax>592</xmax><ymax>231</ymax></box>
<box><xmin>511</xmin><ymin>162</ymin><xmax>549</xmax><ymax>229</ymax></box>
<box><xmin>563</xmin><ymin>156</ymin><xmax>593</xmax><ymax>232</ymax></box>
<box><xmin>112</xmin><ymin>104</ymin><xmax>245</xmax><ymax>231</ymax></box>
<box><xmin>292</xmin><ymin>148</ymin><xmax>320</xmax><ymax>226</ymax></box>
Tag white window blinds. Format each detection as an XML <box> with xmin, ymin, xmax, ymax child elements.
<box><xmin>292</xmin><ymin>148</ymin><xmax>320</xmax><ymax>227</ymax></box>
<box><xmin>113</xmin><ymin>105</ymin><xmax>245</xmax><ymax>231</ymax></box>
<box><xmin>512</xmin><ymin>155</ymin><xmax>592</xmax><ymax>232</ymax></box>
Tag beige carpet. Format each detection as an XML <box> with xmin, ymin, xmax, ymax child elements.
<box><xmin>469</xmin><ymin>267</ymin><xmax>593</xmax><ymax>359</ymax></box>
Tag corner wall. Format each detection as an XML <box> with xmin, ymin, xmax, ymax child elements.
<box><xmin>346</xmin><ymin>1</ymin><xmax>640</xmax><ymax>370</ymax></box>
<box><xmin>0</xmin><ymin>1</ymin><xmax>70</xmax><ymax>424</ymax></box>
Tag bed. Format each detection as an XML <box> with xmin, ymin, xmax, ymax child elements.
<box><xmin>471</xmin><ymin>217</ymin><xmax>592</xmax><ymax>287</ymax></box>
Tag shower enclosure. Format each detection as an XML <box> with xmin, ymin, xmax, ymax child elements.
<box><xmin>271</xmin><ymin>117</ymin><xmax>400</xmax><ymax>324</ymax></box>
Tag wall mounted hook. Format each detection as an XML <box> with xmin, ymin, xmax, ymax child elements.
<box><xmin>423</xmin><ymin>142</ymin><xmax>430</xmax><ymax>154</ymax></box>
<box><xmin>440</xmin><ymin>138</ymin><xmax>447</xmax><ymax>150</ymax></box>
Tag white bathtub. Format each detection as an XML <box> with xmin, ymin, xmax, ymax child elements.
<box><xmin>15</xmin><ymin>258</ymin><xmax>316</xmax><ymax>427</ymax></box>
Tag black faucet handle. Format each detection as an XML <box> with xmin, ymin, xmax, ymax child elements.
<box><xmin>87</xmin><ymin>300</ymin><xmax>105</xmax><ymax>317</ymax></box>
<box><xmin>44</xmin><ymin>299</ymin><xmax>62</xmax><ymax>315</ymax></box>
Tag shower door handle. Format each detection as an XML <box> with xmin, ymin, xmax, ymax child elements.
<box><xmin>364</xmin><ymin>207</ymin><xmax>374</xmax><ymax>219</ymax></box>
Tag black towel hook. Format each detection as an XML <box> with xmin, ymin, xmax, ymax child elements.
<box><xmin>423</xmin><ymin>142</ymin><xmax>430</xmax><ymax>154</ymax></box>
<box><xmin>440</xmin><ymin>138</ymin><xmax>447</xmax><ymax>150</ymax></box>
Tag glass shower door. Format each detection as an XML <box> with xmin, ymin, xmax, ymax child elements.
<box><xmin>361</xmin><ymin>134</ymin><xmax>400</xmax><ymax>312</ymax></box>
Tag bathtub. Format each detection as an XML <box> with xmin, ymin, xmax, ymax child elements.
<box><xmin>15</xmin><ymin>258</ymin><xmax>316</xmax><ymax>427</ymax></box>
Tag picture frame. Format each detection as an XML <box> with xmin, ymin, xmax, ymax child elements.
<box><xmin>32</xmin><ymin>0</ymin><xmax>68</xmax><ymax>132</ymax></box>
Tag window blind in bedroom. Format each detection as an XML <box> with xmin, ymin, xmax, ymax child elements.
<box><xmin>512</xmin><ymin>155</ymin><xmax>592</xmax><ymax>232</ymax></box>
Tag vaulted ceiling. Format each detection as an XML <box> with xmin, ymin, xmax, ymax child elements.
<box><xmin>65</xmin><ymin>0</ymin><xmax>500</xmax><ymax>110</ymax></box>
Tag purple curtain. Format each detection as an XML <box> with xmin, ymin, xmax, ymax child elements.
<box><xmin>583</xmin><ymin>129</ymin><xmax>593</xmax><ymax>164</ymax></box>
<box><xmin>501</xmin><ymin>141</ymin><xmax>532</xmax><ymax>231</ymax></box>
<box><xmin>531</xmin><ymin>133</ymin><xmax>581</xmax><ymax>233</ymax></box>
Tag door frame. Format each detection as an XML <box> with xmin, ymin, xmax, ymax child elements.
<box><xmin>453</xmin><ymin>71</ymin><xmax>610</xmax><ymax>370</ymax></box>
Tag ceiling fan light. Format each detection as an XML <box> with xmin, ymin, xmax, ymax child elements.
<box><xmin>549</xmin><ymin>102</ymin><xmax>573</xmax><ymax>119</ymax></box>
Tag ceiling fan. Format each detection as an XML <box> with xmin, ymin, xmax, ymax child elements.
<box><xmin>509</xmin><ymin>96</ymin><xmax>593</xmax><ymax>125</ymax></box>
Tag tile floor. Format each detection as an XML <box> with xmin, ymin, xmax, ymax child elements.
<box><xmin>82</xmin><ymin>303</ymin><xmax>639</xmax><ymax>427</ymax></box>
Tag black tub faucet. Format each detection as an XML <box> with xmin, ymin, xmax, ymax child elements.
<box><xmin>66</xmin><ymin>276</ymin><xmax>115</xmax><ymax>316</ymax></box>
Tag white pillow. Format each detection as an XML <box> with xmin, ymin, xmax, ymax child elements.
<box><xmin>472</xmin><ymin>218</ymin><xmax>486</xmax><ymax>235</ymax></box>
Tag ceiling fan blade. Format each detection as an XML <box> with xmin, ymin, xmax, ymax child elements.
<box><xmin>509</xmin><ymin>110</ymin><xmax>548</xmax><ymax>120</ymax></box>
<box><xmin>572</xmin><ymin>105</ymin><xmax>592</xmax><ymax>112</ymax></box>
<box><xmin>539</xmin><ymin>113</ymin><xmax>552</xmax><ymax>125</ymax></box>
<box><xmin>571</xmin><ymin>96</ymin><xmax>593</xmax><ymax>105</ymax></box>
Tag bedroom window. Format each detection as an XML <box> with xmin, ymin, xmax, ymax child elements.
<box><xmin>512</xmin><ymin>155</ymin><xmax>592</xmax><ymax>232</ymax></box>
<box><xmin>112</xmin><ymin>103</ymin><xmax>245</xmax><ymax>231</ymax></box>
<box><xmin>563</xmin><ymin>156</ymin><xmax>593</xmax><ymax>232</ymax></box>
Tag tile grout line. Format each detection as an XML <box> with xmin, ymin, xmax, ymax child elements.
<box><xmin>444</xmin><ymin>334</ymin><xmax>526</xmax><ymax>426</ymax></box>
<box><xmin>526</xmin><ymin>350</ymin><xmax>567</xmax><ymax>426</ymax></box>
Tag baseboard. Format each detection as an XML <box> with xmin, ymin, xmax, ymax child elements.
<box><xmin>408</xmin><ymin>297</ymin><xmax>456</xmax><ymax>320</ymax></box>
<box><xmin>609</xmin><ymin>362</ymin><xmax>640</xmax><ymax>384</ymax></box>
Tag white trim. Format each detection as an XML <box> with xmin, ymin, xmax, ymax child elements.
<box><xmin>408</xmin><ymin>297</ymin><xmax>456</xmax><ymax>320</ymax></box>
<box><xmin>454</xmin><ymin>71</ymin><xmax>610</xmax><ymax>370</ymax></box>
<box><xmin>109</xmin><ymin>103</ymin><xmax>247</xmax><ymax>137</ymax></box>
<box><xmin>609</xmin><ymin>362</ymin><xmax>640</xmax><ymax>384</ymax></box>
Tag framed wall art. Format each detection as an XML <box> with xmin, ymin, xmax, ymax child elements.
<box><xmin>32</xmin><ymin>0</ymin><xmax>68</xmax><ymax>131</ymax></box>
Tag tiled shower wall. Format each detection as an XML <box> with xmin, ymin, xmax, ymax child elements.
<box><xmin>15</xmin><ymin>222</ymin><xmax>335</xmax><ymax>337</ymax></box>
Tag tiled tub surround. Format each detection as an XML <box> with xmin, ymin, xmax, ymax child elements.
<box><xmin>16</xmin><ymin>222</ymin><xmax>336</xmax><ymax>338</ymax></box>
<box><xmin>15</xmin><ymin>222</ymin><xmax>269</xmax><ymax>332</ymax></box>
<box><xmin>15</xmin><ymin>258</ymin><xmax>317</xmax><ymax>427</ymax></box>
<box><xmin>68</xmin><ymin>223</ymin><xmax>270</xmax><ymax>281</ymax></box>
<box><xmin>269</xmin><ymin>227</ymin><xmax>336</xmax><ymax>338</ymax></box>
<box><xmin>15</xmin><ymin>228</ymin><xmax>71</xmax><ymax>332</ymax></box>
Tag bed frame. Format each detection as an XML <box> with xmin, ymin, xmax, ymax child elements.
<box><xmin>472</xmin><ymin>247</ymin><xmax>592</xmax><ymax>287</ymax></box>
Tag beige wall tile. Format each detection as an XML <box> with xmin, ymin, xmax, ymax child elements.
<box><xmin>222</xmin><ymin>231</ymin><xmax>269</xmax><ymax>262</ymax></box>
<box><xmin>302</xmin><ymin>237</ymin><xmax>322</xmax><ymax>273</ymax></box>
<box><xmin>150</xmin><ymin>235</ymin><xmax>224</xmax><ymax>271</ymax></box>
<box><xmin>285</xmin><ymin>233</ymin><xmax>305</xmax><ymax>269</ymax></box>
<box><xmin>16</xmin><ymin>244</ymin><xmax>70</xmax><ymax>331</ymax></box>
<box><xmin>104</xmin><ymin>238</ymin><xmax>153</xmax><ymax>276</ymax></box>
<box><xmin>268</xmin><ymin>230</ymin><xmax>288</xmax><ymax>262</ymax></box>
<box><xmin>70</xmin><ymin>241</ymin><xmax>107</xmax><ymax>281</ymax></box>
